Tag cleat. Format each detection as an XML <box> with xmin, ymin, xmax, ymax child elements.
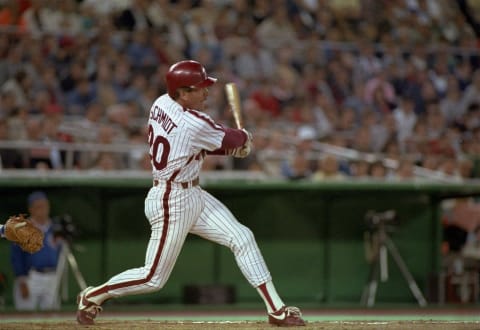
<box><xmin>76</xmin><ymin>286</ymin><xmax>102</xmax><ymax>325</ymax></box>
<box><xmin>268</xmin><ymin>306</ymin><xmax>306</xmax><ymax>327</ymax></box>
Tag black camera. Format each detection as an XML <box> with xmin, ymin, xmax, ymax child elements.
<box><xmin>365</xmin><ymin>210</ymin><xmax>398</xmax><ymax>231</ymax></box>
<box><xmin>52</xmin><ymin>214</ymin><xmax>77</xmax><ymax>242</ymax></box>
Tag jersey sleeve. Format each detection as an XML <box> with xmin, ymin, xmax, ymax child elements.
<box><xmin>185</xmin><ymin>110</ymin><xmax>226</xmax><ymax>151</ymax></box>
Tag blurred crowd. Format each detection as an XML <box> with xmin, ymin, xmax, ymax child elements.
<box><xmin>0</xmin><ymin>0</ymin><xmax>480</xmax><ymax>181</ymax></box>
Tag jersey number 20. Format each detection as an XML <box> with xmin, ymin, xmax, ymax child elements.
<box><xmin>148</xmin><ymin>124</ymin><xmax>170</xmax><ymax>170</ymax></box>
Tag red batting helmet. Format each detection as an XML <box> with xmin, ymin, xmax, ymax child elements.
<box><xmin>166</xmin><ymin>60</ymin><xmax>217</xmax><ymax>98</ymax></box>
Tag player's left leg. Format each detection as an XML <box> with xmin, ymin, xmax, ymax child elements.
<box><xmin>190</xmin><ymin>190</ymin><xmax>305</xmax><ymax>326</ymax></box>
<box><xmin>13</xmin><ymin>277</ymin><xmax>36</xmax><ymax>311</ymax></box>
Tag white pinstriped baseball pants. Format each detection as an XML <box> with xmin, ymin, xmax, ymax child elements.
<box><xmin>103</xmin><ymin>183</ymin><xmax>272</xmax><ymax>298</ymax></box>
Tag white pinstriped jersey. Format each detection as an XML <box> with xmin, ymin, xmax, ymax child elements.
<box><xmin>148</xmin><ymin>94</ymin><xmax>225</xmax><ymax>182</ymax></box>
<box><xmin>82</xmin><ymin>92</ymin><xmax>274</xmax><ymax>309</ymax></box>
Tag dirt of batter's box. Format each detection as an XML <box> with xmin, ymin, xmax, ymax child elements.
<box><xmin>0</xmin><ymin>321</ymin><xmax>479</xmax><ymax>330</ymax></box>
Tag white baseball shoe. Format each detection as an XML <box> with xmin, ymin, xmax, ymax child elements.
<box><xmin>76</xmin><ymin>286</ymin><xmax>102</xmax><ymax>325</ymax></box>
<box><xmin>268</xmin><ymin>306</ymin><xmax>306</xmax><ymax>327</ymax></box>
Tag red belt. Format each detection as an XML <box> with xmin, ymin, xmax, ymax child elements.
<box><xmin>153</xmin><ymin>177</ymin><xmax>200</xmax><ymax>189</ymax></box>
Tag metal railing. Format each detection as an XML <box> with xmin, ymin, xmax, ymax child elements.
<box><xmin>0</xmin><ymin>138</ymin><xmax>469</xmax><ymax>183</ymax></box>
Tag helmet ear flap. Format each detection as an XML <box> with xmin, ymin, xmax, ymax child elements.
<box><xmin>166</xmin><ymin>60</ymin><xmax>217</xmax><ymax>99</ymax></box>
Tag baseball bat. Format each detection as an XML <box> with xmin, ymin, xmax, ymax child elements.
<box><xmin>225</xmin><ymin>82</ymin><xmax>243</xmax><ymax>129</ymax></box>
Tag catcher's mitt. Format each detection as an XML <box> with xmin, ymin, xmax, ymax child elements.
<box><xmin>4</xmin><ymin>214</ymin><xmax>44</xmax><ymax>253</ymax></box>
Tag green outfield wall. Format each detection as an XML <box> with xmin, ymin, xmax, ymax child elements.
<box><xmin>1</xmin><ymin>177</ymin><xmax>480</xmax><ymax>307</ymax></box>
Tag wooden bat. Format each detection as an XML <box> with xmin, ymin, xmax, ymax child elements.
<box><xmin>225</xmin><ymin>82</ymin><xmax>243</xmax><ymax>129</ymax></box>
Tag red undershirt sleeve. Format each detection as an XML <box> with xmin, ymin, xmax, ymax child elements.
<box><xmin>207</xmin><ymin>128</ymin><xmax>247</xmax><ymax>154</ymax></box>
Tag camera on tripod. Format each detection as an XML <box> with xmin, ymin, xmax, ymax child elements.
<box><xmin>361</xmin><ymin>208</ymin><xmax>427</xmax><ymax>307</ymax></box>
<box><xmin>364</xmin><ymin>210</ymin><xmax>398</xmax><ymax>231</ymax></box>
<box><xmin>51</xmin><ymin>214</ymin><xmax>87</xmax><ymax>303</ymax></box>
<box><xmin>52</xmin><ymin>214</ymin><xmax>77</xmax><ymax>243</ymax></box>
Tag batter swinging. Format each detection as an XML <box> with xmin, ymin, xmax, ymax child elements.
<box><xmin>76</xmin><ymin>60</ymin><xmax>305</xmax><ymax>327</ymax></box>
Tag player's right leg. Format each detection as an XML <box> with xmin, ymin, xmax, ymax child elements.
<box><xmin>76</xmin><ymin>219</ymin><xmax>186</xmax><ymax>325</ymax></box>
<box><xmin>190</xmin><ymin>190</ymin><xmax>306</xmax><ymax>326</ymax></box>
<box><xmin>77</xmin><ymin>186</ymin><xmax>202</xmax><ymax>325</ymax></box>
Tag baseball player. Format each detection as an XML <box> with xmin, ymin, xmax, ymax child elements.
<box><xmin>11</xmin><ymin>191</ymin><xmax>63</xmax><ymax>311</ymax></box>
<box><xmin>76</xmin><ymin>60</ymin><xmax>305</xmax><ymax>327</ymax></box>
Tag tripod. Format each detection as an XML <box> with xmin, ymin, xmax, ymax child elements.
<box><xmin>54</xmin><ymin>241</ymin><xmax>87</xmax><ymax>304</ymax></box>
<box><xmin>361</xmin><ymin>218</ymin><xmax>427</xmax><ymax>307</ymax></box>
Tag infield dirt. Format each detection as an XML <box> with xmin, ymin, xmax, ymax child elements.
<box><xmin>1</xmin><ymin>320</ymin><xmax>479</xmax><ymax>329</ymax></box>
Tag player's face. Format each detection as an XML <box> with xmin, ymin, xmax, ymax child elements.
<box><xmin>178</xmin><ymin>87</ymin><xmax>209</xmax><ymax>110</ymax></box>
<box><xmin>29</xmin><ymin>199</ymin><xmax>50</xmax><ymax>223</ymax></box>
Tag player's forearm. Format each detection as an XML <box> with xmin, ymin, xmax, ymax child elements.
<box><xmin>219</xmin><ymin>128</ymin><xmax>247</xmax><ymax>150</ymax></box>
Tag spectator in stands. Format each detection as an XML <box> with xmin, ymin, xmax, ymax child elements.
<box><xmin>37</xmin><ymin>67</ymin><xmax>65</xmax><ymax>110</ymax></box>
<box><xmin>81</xmin><ymin>0</ymin><xmax>127</xmax><ymax>18</ymax></box>
<box><xmin>23</xmin><ymin>117</ymin><xmax>50</xmax><ymax>169</ymax></box>
<box><xmin>232</xmin><ymin>39</ymin><xmax>276</xmax><ymax>83</ymax></box>
<box><xmin>364</xmin><ymin>67</ymin><xmax>397</xmax><ymax>114</ymax></box>
<box><xmin>365</xmin><ymin>111</ymin><xmax>395</xmax><ymax>153</ymax></box>
<box><xmin>257</xmin><ymin>130</ymin><xmax>287</xmax><ymax>178</ymax></box>
<box><xmin>0</xmin><ymin>115</ymin><xmax>23</xmax><ymax>168</ymax></box>
<box><xmin>312</xmin><ymin>155</ymin><xmax>347</xmax><ymax>181</ymax></box>
<box><xmin>462</xmin><ymin>103</ymin><xmax>480</xmax><ymax>133</ymax></box>
<box><xmin>1</xmin><ymin>70</ymin><xmax>32</xmax><ymax>108</ymax></box>
<box><xmin>369</xmin><ymin>161</ymin><xmax>387</xmax><ymax>179</ymax></box>
<box><xmin>460</xmin><ymin>69</ymin><xmax>480</xmax><ymax>115</ymax></box>
<box><xmin>125</xmin><ymin>30</ymin><xmax>158</xmax><ymax>70</ymax></box>
<box><xmin>393</xmin><ymin>97</ymin><xmax>417</xmax><ymax>152</ymax></box>
<box><xmin>90</xmin><ymin>152</ymin><xmax>118</xmax><ymax>171</ymax></box>
<box><xmin>79</xmin><ymin>124</ymin><xmax>127</xmax><ymax>170</ymax></box>
<box><xmin>390</xmin><ymin>158</ymin><xmax>416</xmax><ymax>181</ymax></box>
<box><xmin>312</xmin><ymin>92</ymin><xmax>336</xmax><ymax>139</ymax></box>
<box><xmin>280</xmin><ymin>150</ymin><xmax>312</xmax><ymax>181</ymax></box>
<box><xmin>349</xmin><ymin>160</ymin><xmax>370</xmax><ymax>179</ymax></box>
<box><xmin>355</xmin><ymin>41</ymin><xmax>383</xmax><ymax>82</ymax></box>
<box><xmin>437</xmin><ymin>157</ymin><xmax>462</xmax><ymax>182</ymax></box>
<box><xmin>0</xmin><ymin>89</ymin><xmax>17</xmax><ymax>117</ymax></box>
<box><xmin>65</xmin><ymin>78</ymin><xmax>97</xmax><ymax>116</ymax></box>
<box><xmin>48</xmin><ymin>0</ymin><xmax>85</xmax><ymax>36</ymax></box>
<box><xmin>458</xmin><ymin>157</ymin><xmax>475</xmax><ymax>180</ymax></box>
<box><xmin>59</xmin><ymin>60</ymin><xmax>87</xmax><ymax>95</ymax></box>
<box><xmin>247</xmin><ymin>79</ymin><xmax>281</xmax><ymax>118</ymax></box>
<box><xmin>350</xmin><ymin>126</ymin><xmax>373</xmax><ymax>153</ymax></box>
<box><xmin>92</xmin><ymin>59</ymin><xmax>118</xmax><ymax>108</ymax></box>
<box><xmin>343</xmin><ymin>82</ymin><xmax>369</xmax><ymax>120</ymax></box>
<box><xmin>439</xmin><ymin>76</ymin><xmax>462</xmax><ymax>124</ymax></box>
<box><xmin>0</xmin><ymin>0</ymin><xmax>22</xmax><ymax>28</ymax></box>
<box><xmin>114</xmin><ymin>0</ymin><xmax>153</xmax><ymax>31</ymax></box>
<box><xmin>19</xmin><ymin>0</ymin><xmax>52</xmax><ymax>38</ymax></box>
<box><xmin>255</xmin><ymin>6</ymin><xmax>296</xmax><ymax>51</ymax></box>
<box><xmin>62</xmin><ymin>101</ymin><xmax>103</xmax><ymax>143</ymax></box>
<box><xmin>280</xmin><ymin>125</ymin><xmax>316</xmax><ymax>181</ymax></box>
<box><xmin>421</xmin><ymin>154</ymin><xmax>441</xmax><ymax>172</ymax></box>
<box><xmin>106</xmin><ymin>103</ymin><xmax>134</xmax><ymax>142</ymax></box>
<box><xmin>336</xmin><ymin>107</ymin><xmax>358</xmax><ymax>139</ymax></box>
